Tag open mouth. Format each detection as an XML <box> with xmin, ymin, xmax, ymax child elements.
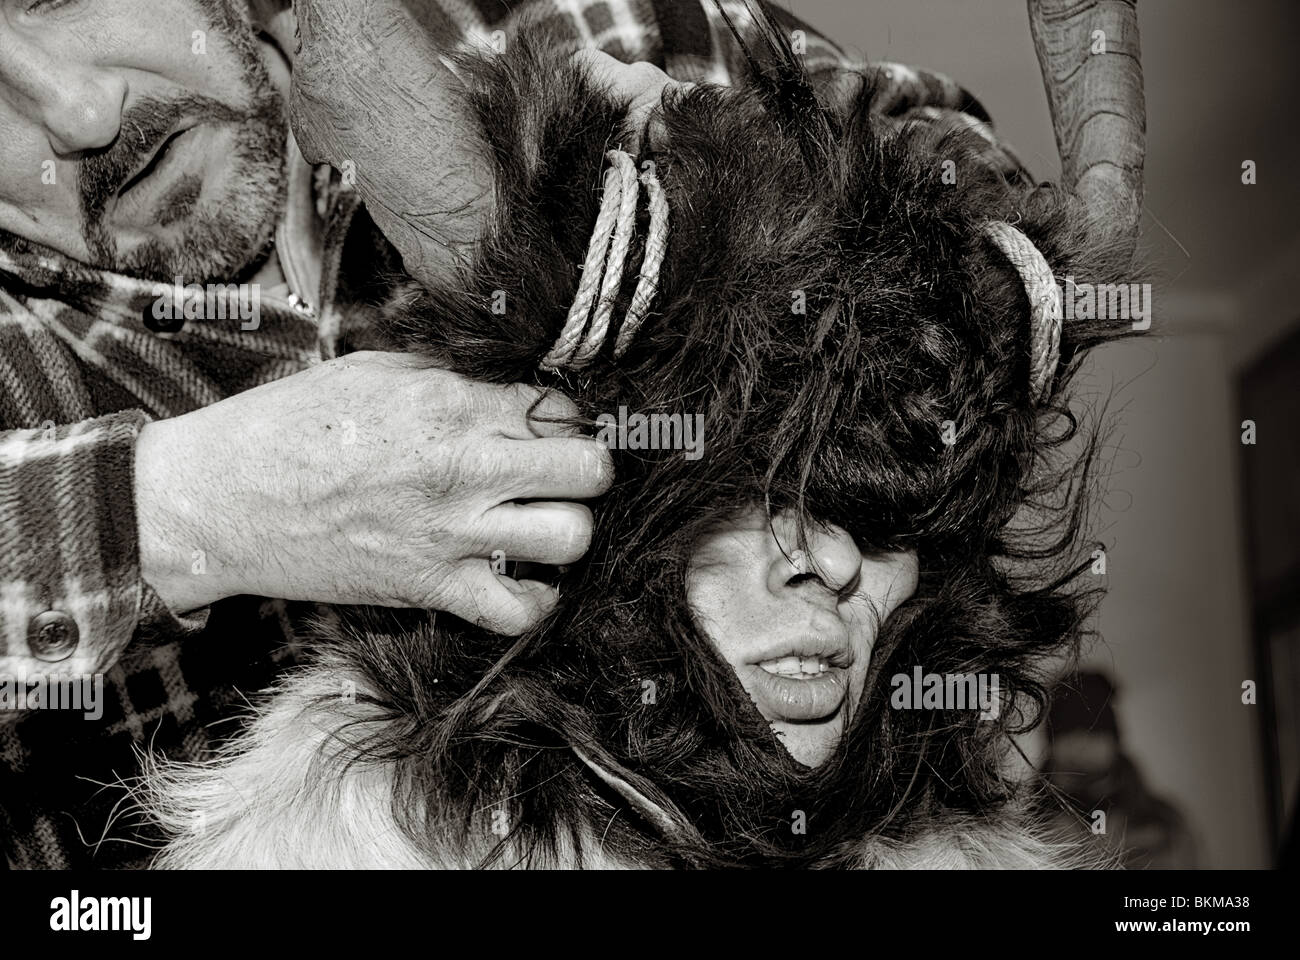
<box><xmin>745</xmin><ymin>636</ymin><xmax>853</xmax><ymax>722</ymax></box>
<box><xmin>757</xmin><ymin>655</ymin><xmax>834</xmax><ymax>678</ymax></box>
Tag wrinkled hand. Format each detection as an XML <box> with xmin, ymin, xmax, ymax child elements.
<box><xmin>135</xmin><ymin>351</ymin><xmax>612</xmax><ymax>634</ymax></box>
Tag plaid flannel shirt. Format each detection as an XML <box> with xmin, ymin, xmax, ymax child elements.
<box><xmin>0</xmin><ymin>0</ymin><xmax>1021</xmax><ymax>869</ymax></box>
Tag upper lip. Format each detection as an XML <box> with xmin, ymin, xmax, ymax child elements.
<box><xmin>750</xmin><ymin>631</ymin><xmax>853</xmax><ymax>669</ymax></box>
<box><xmin>117</xmin><ymin>122</ymin><xmax>195</xmax><ymax>197</ymax></box>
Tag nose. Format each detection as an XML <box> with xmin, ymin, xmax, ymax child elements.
<box><xmin>40</xmin><ymin>69</ymin><xmax>125</xmax><ymax>155</ymax></box>
<box><xmin>765</xmin><ymin>512</ymin><xmax>863</xmax><ymax>600</ymax></box>
<box><xmin>0</xmin><ymin>40</ymin><xmax>125</xmax><ymax>154</ymax></box>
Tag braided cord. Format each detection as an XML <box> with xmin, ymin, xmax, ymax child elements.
<box><xmin>982</xmin><ymin>220</ymin><xmax>1062</xmax><ymax>403</ymax></box>
<box><xmin>571</xmin><ymin>151</ymin><xmax>640</xmax><ymax>367</ymax></box>
<box><xmin>542</xmin><ymin>150</ymin><xmax>670</xmax><ymax>371</ymax></box>
<box><xmin>539</xmin><ymin>152</ymin><xmax>632</xmax><ymax>371</ymax></box>
<box><xmin>614</xmin><ymin>163</ymin><xmax>670</xmax><ymax>358</ymax></box>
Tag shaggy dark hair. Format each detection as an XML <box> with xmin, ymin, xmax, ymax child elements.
<box><xmin>308</xmin><ymin>5</ymin><xmax>1142</xmax><ymax>868</ymax></box>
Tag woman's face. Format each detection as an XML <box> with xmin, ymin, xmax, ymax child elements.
<box><xmin>686</xmin><ymin>505</ymin><xmax>918</xmax><ymax>767</ymax></box>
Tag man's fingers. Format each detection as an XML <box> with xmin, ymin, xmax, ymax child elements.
<box><xmin>482</xmin><ymin>501</ymin><xmax>594</xmax><ymax>565</ymax></box>
<box><xmin>440</xmin><ymin>562</ymin><xmax>559</xmax><ymax>636</ymax></box>
<box><xmin>497</xmin><ymin>437</ymin><xmax>614</xmax><ymax>500</ymax></box>
<box><xmin>570</xmin><ymin>51</ymin><xmax>689</xmax><ymax>153</ymax></box>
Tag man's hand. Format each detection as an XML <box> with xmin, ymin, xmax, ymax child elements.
<box><xmin>134</xmin><ymin>351</ymin><xmax>612</xmax><ymax>635</ymax></box>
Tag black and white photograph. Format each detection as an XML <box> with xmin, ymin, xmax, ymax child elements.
<box><xmin>0</xmin><ymin>0</ymin><xmax>1292</xmax><ymax>940</ymax></box>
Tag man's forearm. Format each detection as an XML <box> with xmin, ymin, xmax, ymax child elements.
<box><xmin>289</xmin><ymin>0</ymin><xmax>495</xmax><ymax>291</ymax></box>
<box><xmin>134</xmin><ymin>414</ymin><xmax>239</xmax><ymax>616</ymax></box>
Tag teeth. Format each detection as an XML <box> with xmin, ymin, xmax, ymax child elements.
<box><xmin>759</xmin><ymin>656</ymin><xmax>830</xmax><ymax>678</ymax></box>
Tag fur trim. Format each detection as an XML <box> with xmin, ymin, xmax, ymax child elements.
<box><xmin>860</xmin><ymin>816</ymin><xmax>1105</xmax><ymax>869</ymax></box>
<box><xmin>142</xmin><ymin>661</ymin><xmax>1103</xmax><ymax>870</ymax></box>
<box><xmin>142</xmin><ymin>664</ymin><xmax>440</xmax><ymax>869</ymax></box>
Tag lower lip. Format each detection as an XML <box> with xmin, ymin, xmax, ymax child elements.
<box><xmin>744</xmin><ymin>664</ymin><xmax>848</xmax><ymax>721</ymax></box>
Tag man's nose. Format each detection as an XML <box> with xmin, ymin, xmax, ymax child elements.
<box><xmin>41</xmin><ymin>70</ymin><xmax>125</xmax><ymax>155</ymax></box>
<box><xmin>2</xmin><ymin>46</ymin><xmax>125</xmax><ymax>154</ymax></box>
<box><xmin>766</xmin><ymin>513</ymin><xmax>862</xmax><ymax>600</ymax></box>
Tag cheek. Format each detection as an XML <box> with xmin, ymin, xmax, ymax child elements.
<box><xmin>684</xmin><ymin>565</ymin><xmax>755</xmax><ymax>665</ymax></box>
<box><xmin>123</xmin><ymin>13</ymin><xmax>261</xmax><ymax>102</ymax></box>
<box><xmin>864</xmin><ymin>553</ymin><xmax>921</xmax><ymax>616</ymax></box>
<box><xmin>0</xmin><ymin>125</ymin><xmax>78</xmax><ymax>210</ymax></box>
<box><xmin>0</xmin><ymin>183</ymin><xmax>53</xmax><ymax>226</ymax></box>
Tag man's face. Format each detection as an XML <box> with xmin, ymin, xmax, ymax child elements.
<box><xmin>0</xmin><ymin>0</ymin><xmax>287</xmax><ymax>282</ymax></box>
<box><xmin>687</xmin><ymin>505</ymin><xmax>918</xmax><ymax>768</ymax></box>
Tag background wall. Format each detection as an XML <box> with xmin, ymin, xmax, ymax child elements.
<box><xmin>781</xmin><ymin>0</ymin><xmax>1300</xmax><ymax>867</ymax></box>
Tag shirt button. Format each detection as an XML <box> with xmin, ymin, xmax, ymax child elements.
<box><xmin>27</xmin><ymin>611</ymin><xmax>80</xmax><ymax>663</ymax></box>
<box><xmin>287</xmin><ymin>293</ymin><xmax>317</xmax><ymax>318</ymax></box>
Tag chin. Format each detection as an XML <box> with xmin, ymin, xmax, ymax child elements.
<box><xmin>770</xmin><ymin>716</ymin><xmax>842</xmax><ymax>767</ymax></box>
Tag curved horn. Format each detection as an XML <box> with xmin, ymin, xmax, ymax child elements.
<box><xmin>1028</xmin><ymin>0</ymin><xmax>1146</xmax><ymax>258</ymax></box>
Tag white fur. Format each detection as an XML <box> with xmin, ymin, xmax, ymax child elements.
<box><xmin>861</xmin><ymin>816</ymin><xmax>1098</xmax><ymax>869</ymax></box>
<box><xmin>143</xmin><ymin>665</ymin><xmax>443</xmax><ymax>869</ymax></box>
<box><xmin>141</xmin><ymin>662</ymin><xmax>1096</xmax><ymax>870</ymax></box>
